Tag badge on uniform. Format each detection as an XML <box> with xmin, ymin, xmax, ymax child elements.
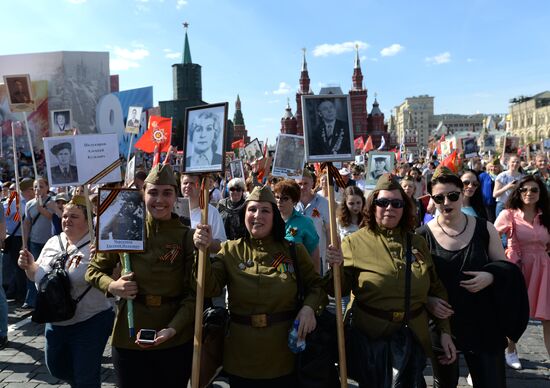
<box><xmin>272</xmin><ymin>252</ymin><xmax>294</xmax><ymax>275</ymax></box>
<box><xmin>411</xmin><ymin>248</ymin><xmax>425</xmax><ymax>265</ymax></box>
<box><xmin>159</xmin><ymin>244</ymin><xmax>182</xmax><ymax>264</ymax></box>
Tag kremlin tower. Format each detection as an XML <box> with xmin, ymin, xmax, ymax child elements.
<box><xmin>233</xmin><ymin>94</ymin><xmax>250</xmax><ymax>143</ymax></box>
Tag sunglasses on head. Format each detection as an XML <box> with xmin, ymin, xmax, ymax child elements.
<box><xmin>431</xmin><ymin>191</ymin><xmax>461</xmax><ymax>204</ymax></box>
<box><xmin>462</xmin><ymin>180</ymin><xmax>479</xmax><ymax>188</ymax></box>
<box><xmin>229</xmin><ymin>187</ymin><xmax>243</xmax><ymax>192</ymax></box>
<box><xmin>374</xmin><ymin>198</ymin><xmax>405</xmax><ymax>209</ymax></box>
<box><xmin>519</xmin><ymin>187</ymin><xmax>539</xmax><ymax>194</ymax></box>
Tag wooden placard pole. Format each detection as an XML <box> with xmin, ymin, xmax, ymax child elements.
<box><xmin>11</xmin><ymin>122</ymin><xmax>27</xmax><ymax>250</ymax></box>
<box><xmin>22</xmin><ymin>112</ymin><xmax>39</xmax><ymax>180</ymax></box>
<box><xmin>126</xmin><ymin>133</ymin><xmax>134</xmax><ymax>165</ymax></box>
<box><xmin>191</xmin><ymin>176</ymin><xmax>210</xmax><ymax>388</ymax></box>
<box><xmin>326</xmin><ymin>165</ymin><xmax>348</xmax><ymax>388</ymax></box>
<box><xmin>122</xmin><ymin>252</ymin><xmax>135</xmax><ymax>338</ymax></box>
<box><xmin>83</xmin><ymin>185</ymin><xmax>95</xmax><ymax>242</ymax></box>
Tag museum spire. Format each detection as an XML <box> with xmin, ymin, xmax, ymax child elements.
<box><xmin>182</xmin><ymin>22</ymin><xmax>192</xmax><ymax>64</ymax></box>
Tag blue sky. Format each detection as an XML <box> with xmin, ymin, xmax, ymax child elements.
<box><xmin>2</xmin><ymin>0</ymin><xmax>549</xmax><ymax>143</ymax></box>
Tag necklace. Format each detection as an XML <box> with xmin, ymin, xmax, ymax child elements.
<box><xmin>437</xmin><ymin>214</ymin><xmax>469</xmax><ymax>238</ymax></box>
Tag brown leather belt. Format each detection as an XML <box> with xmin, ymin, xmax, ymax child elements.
<box><xmin>134</xmin><ymin>294</ymin><xmax>181</xmax><ymax>307</ymax></box>
<box><xmin>230</xmin><ymin>310</ymin><xmax>295</xmax><ymax>328</ymax></box>
<box><xmin>355</xmin><ymin>300</ymin><xmax>424</xmax><ymax>323</ymax></box>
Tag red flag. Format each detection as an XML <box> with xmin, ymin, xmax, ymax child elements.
<box><xmin>354</xmin><ymin>136</ymin><xmax>364</xmax><ymax>151</ymax></box>
<box><xmin>263</xmin><ymin>138</ymin><xmax>269</xmax><ymax>157</ymax></box>
<box><xmin>363</xmin><ymin>136</ymin><xmax>374</xmax><ymax>153</ymax></box>
<box><xmin>134</xmin><ymin>116</ymin><xmax>172</xmax><ymax>153</ymax></box>
<box><xmin>231</xmin><ymin>138</ymin><xmax>245</xmax><ymax>149</ymax></box>
<box><xmin>441</xmin><ymin>150</ymin><xmax>459</xmax><ymax>173</ymax></box>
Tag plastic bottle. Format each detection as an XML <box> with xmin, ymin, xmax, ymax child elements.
<box><xmin>287</xmin><ymin>319</ymin><xmax>306</xmax><ymax>353</ymax></box>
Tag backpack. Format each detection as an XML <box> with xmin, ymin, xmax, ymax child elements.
<box><xmin>32</xmin><ymin>236</ymin><xmax>91</xmax><ymax>324</ymax></box>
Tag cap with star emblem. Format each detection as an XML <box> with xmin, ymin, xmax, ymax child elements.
<box><xmin>373</xmin><ymin>173</ymin><xmax>401</xmax><ymax>191</ymax></box>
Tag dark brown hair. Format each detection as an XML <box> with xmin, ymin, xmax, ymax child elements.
<box><xmin>273</xmin><ymin>179</ymin><xmax>301</xmax><ymax>203</ymax></box>
<box><xmin>361</xmin><ymin>187</ymin><xmax>416</xmax><ymax>231</ymax></box>
<box><xmin>505</xmin><ymin>175</ymin><xmax>550</xmax><ymax>231</ymax></box>
<box><xmin>337</xmin><ymin>186</ymin><xmax>365</xmax><ymax>227</ymax></box>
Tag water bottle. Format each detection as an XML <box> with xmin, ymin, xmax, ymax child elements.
<box><xmin>288</xmin><ymin>319</ymin><xmax>306</xmax><ymax>353</ymax></box>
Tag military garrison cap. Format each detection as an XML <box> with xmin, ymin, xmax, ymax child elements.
<box><xmin>51</xmin><ymin>142</ymin><xmax>72</xmax><ymax>155</ymax></box>
<box><xmin>431</xmin><ymin>166</ymin><xmax>456</xmax><ymax>181</ymax></box>
<box><xmin>69</xmin><ymin>195</ymin><xmax>87</xmax><ymax>207</ymax></box>
<box><xmin>144</xmin><ymin>163</ymin><xmax>178</xmax><ymax>188</ymax></box>
<box><xmin>245</xmin><ymin>185</ymin><xmax>277</xmax><ymax>205</ymax></box>
<box><xmin>374</xmin><ymin>173</ymin><xmax>401</xmax><ymax>191</ymax></box>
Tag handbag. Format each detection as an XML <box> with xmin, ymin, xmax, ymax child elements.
<box><xmin>32</xmin><ymin>235</ymin><xmax>91</xmax><ymax>324</ymax></box>
<box><xmin>345</xmin><ymin>233</ymin><xmax>427</xmax><ymax>388</ymax></box>
<box><xmin>290</xmin><ymin>242</ymin><xmax>340</xmax><ymax>388</ymax></box>
<box><xmin>199</xmin><ymin>305</ymin><xmax>229</xmax><ymax>388</ymax></box>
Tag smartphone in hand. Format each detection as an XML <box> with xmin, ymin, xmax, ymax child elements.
<box><xmin>136</xmin><ymin>329</ymin><xmax>157</xmax><ymax>344</ymax></box>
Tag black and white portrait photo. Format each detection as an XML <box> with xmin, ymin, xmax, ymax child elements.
<box><xmin>229</xmin><ymin>159</ymin><xmax>244</xmax><ymax>179</ymax></box>
<box><xmin>3</xmin><ymin>74</ymin><xmax>35</xmax><ymax>112</ymax></box>
<box><xmin>125</xmin><ymin>106</ymin><xmax>143</xmax><ymax>134</ymax></box>
<box><xmin>272</xmin><ymin>134</ymin><xmax>305</xmax><ymax>179</ymax></box>
<box><xmin>462</xmin><ymin>137</ymin><xmax>478</xmax><ymax>158</ymax></box>
<box><xmin>366</xmin><ymin>152</ymin><xmax>394</xmax><ymax>185</ymax></box>
<box><xmin>244</xmin><ymin>138</ymin><xmax>263</xmax><ymax>162</ymax></box>
<box><xmin>183</xmin><ymin>103</ymin><xmax>228</xmax><ymax>173</ymax></box>
<box><xmin>97</xmin><ymin>189</ymin><xmax>145</xmax><ymax>252</ymax></box>
<box><xmin>302</xmin><ymin>95</ymin><xmax>354</xmax><ymax>162</ymax></box>
<box><xmin>51</xmin><ymin>109</ymin><xmax>72</xmax><ymax>134</ymax></box>
<box><xmin>46</xmin><ymin>140</ymin><xmax>79</xmax><ymax>185</ymax></box>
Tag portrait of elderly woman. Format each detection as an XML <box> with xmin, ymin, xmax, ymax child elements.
<box><xmin>184</xmin><ymin>103</ymin><xmax>227</xmax><ymax>173</ymax></box>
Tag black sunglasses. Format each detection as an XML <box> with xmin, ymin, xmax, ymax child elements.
<box><xmin>431</xmin><ymin>191</ymin><xmax>461</xmax><ymax>204</ymax></box>
<box><xmin>462</xmin><ymin>180</ymin><xmax>479</xmax><ymax>188</ymax></box>
<box><xmin>229</xmin><ymin>187</ymin><xmax>243</xmax><ymax>192</ymax></box>
<box><xmin>519</xmin><ymin>187</ymin><xmax>539</xmax><ymax>194</ymax></box>
<box><xmin>374</xmin><ymin>198</ymin><xmax>404</xmax><ymax>209</ymax></box>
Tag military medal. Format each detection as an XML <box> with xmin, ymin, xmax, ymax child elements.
<box><xmin>280</xmin><ymin>273</ymin><xmax>288</xmax><ymax>279</ymax></box>
<box><xmin>411</xmin><ymin>248</ymin><xmax>425</xmax><ymax>264</ymax></box>
<box><xmin>272</xmin><ymin>252</ymin><xmax>294</xmax><ymax>274</ymax></box>
<box><xmin>238</xmin><ymin>263</ymin><xmax>246</xmax><ymax>271</ymax></box>
<box><xmin>245</xmin><ymin>259</ymin><xmax>254</xmax><ymax>267</ymax></box>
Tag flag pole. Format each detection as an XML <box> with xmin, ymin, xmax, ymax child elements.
<box><xmin>11</xmin><ymin>122</ymin><xmax>27</xmax><ymax>250</ymax></box>
<box><xmin>122</xmin><ymin>252</ymin><xmax>135</xmax><ymax>338</ymax></box>
<box><xmin>191</xmin><ymin>175</ymin><xmax>210</xmax><ymax>388</ymax></box>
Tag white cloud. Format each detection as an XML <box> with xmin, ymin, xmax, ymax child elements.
<box><xmin>425</xmin><ymin>51</ymin><xmax>451</xmax><ymax>65</ymax></box>
<box><xmin>176</xmin><ymin>0</ymin><xmax>188</xmax><ymax>9</ymax></box>
<box><xmin>163</xmin><ymin>48</ymin><xmax>181</xmax><ymax>59</ymax></box>
<box><xmin>312</xmin><ymin>41</ymin><xmax>368</xmax><ymax>57</ymax></box>
<box><xmin>67</xmin><ymin>0</ymin><xmax>86</xmax><ymax>3</ymax></box>
<box><xmin>380</xmin><ymin>43</ymin><xmax>404</xmax><ymax>57</ymax></box>
<box><xmin>273</xmin><ymin>82</ymin><xmax>291</xmax><ymax>95</ymax></box>
<box><xmin>109</xmin><ymin>46</ymin><xmax>150</xmax><ymax>71</ymax></box>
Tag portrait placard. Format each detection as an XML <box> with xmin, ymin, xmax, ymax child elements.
<box><xmin>50</xmin><ymin>109</ymin><xmax>72</xmax><ymax>135</ymax></box>
<box><xmin>182</xmin><ymin>103</ymin><xmax>228</xmax><ymax>173</ymax></box>
<box><xmin>302</xmin><ymin>94</ymin><xmax>354</xmax><ymax>163</ymax></box>
<box><xmin>125</xmin><ymin>106</ymin><xmax>143</xmax><ymax>134</ymax></box>
<box><xmin>229</xmin><ymin>159</ymin><xmax>245</xmax><ymax>180</ymax></box>
<box><xmin>43</xmin><ymin>134</ymin><xmax>122</xmax><ymax>187</ymax></box>
<box><xmin>97</xmin><ymin>189</ymin><xmax>145</xmax><ymax>252</ymax></box>
<box><xmin>272</xmin><ymin>134</ymin><xmax>305</xmax><ymax>179</ymax></box>
<box><xmin>544</xmin><ymin>139</ymin><xmax>550</xmax><ymax>151</ymax></box>
<box><xmin>125</xmin><ymin>156</ymin><xmax>136</xmax><ymax>187</ymax></box>
<box><xmin>173</xmin><ymin>197</ymin><xmax>190</xmax><ymax>219</ymax></box>
<box><xmin>504</xmin><ymin>137</ymin><xmax>520</xmax><ymax>155</ymax></box>
<box><xmin>3</xmin><ymin>74</ymin><xmax>35</xmax><ymax>112</ymax></box>
<box><xmin>482</xmin><ymin>135</ymin><xmax>496</xmax><ymax>151</ymax></box>
<box><xmin>244</xmin><ymin>138</ymin><xmax>263</xmax><ymax>163</ymax></box>
<box><xmin>366</xmin><ymin>151</ymin><xmax>394</xmax><ymax>186</ymax></box>
<box><xmin>462</xmin><ymin>137</ymin><xmax>478</xmax><ymax>158</ymax></box>
<box><xmin>355</xmin><ymin>154</ymin><xmax>365</xmax><ymax>165</ymax></box>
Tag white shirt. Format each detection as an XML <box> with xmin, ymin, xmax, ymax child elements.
<box><xmin>190</xmin><ymin>204</ymin><xmax>227</xmax><ymax>250</ymax></box>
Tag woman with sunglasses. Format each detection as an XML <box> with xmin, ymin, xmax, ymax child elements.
<box><xmin>325</xmin><ymin>173</ymin><xmax>456</xmax><ymax>386</ymax></box>
<box><xmin>273</xmin><ymin>179</ymin><xmax>320</xmax><ymax>273</ymax></box>
<box><xmin>417</xmin><ymin>167</ymin><xmax>511</xmax><ymax>388</ymax></box>
<box><xmin>217</xmin><ymin>178</ymin><xmax>247</xmax><ymax>240</ymax></box>
<box><xmin>460</xmin><ymin>170</ymin><xmax>487</xmax><ymax>219</ymax></box>
<box><xmin>494</xmin><ymin>175</ymin><xmax>550</xmax><ymax>367</ymax></box>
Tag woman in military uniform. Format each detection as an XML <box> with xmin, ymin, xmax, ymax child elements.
<box><xmin>194</xmin><ymin>186</ymin><xmax>327</xmax><ymax>388</ymax></box>
<box><xmin>85</xmin><ymin>164</ymin><xmax>196</xmax><ymax>388</ymax></box>
<box><xmin>325</xmin><ymin>173</ymin><xmax>457</xmax><ymax>387</ymax></box>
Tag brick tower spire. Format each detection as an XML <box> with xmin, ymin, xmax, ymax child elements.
<box><xmin>295</xmin><ymin>48</ymin><xmax>313</xmax><ymax>136</ymax></box>
<box><xmin>281</xmin><ymin>97</ymin><xmax>298</xmax><ymax>134</ymax></box>
<box><xmin>349</xmin><ymin>44</ymin><xmax>368</xmax><ymax>138</ymax></box>
<box><xmin>233</xmin><ymin>94</ymin><xmax>249</xmax><ymax>143</ymax></box>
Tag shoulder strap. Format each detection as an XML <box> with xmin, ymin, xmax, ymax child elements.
<box><xmin>404</xmin><ymin>232</ymin><xmax>412</xmax><ymax>326</ymax></box>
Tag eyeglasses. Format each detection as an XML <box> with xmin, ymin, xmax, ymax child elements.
<box><xmin>519</xmin><ymin>187</ymin><xmax>539</xmax><ymax>194</ymax></box>
<box><xmin>461</xmin><ymin>180</ymin><xmax>479</xmax><ymax>188</ymax></box>
<box><xmin>229</xmin><ymin>187</ymin><xmax>243</xmax><ymax>192</ymax></box>
<box><xmin>431</xmin><ymin>191</ymin><xmax>461</xmax><ymax>204</ymax></box>
<box><xmin>374</xmin><ymin>198</ymin><xmax>405</xmax><ymax>209</ymax></box>
<box><xmin>274</xmin><ymin>195</ymin><xmax>291</xmax><ymax>203</ymax></box>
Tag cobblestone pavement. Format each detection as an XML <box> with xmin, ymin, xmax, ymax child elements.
<box><xmin>0</xmin><ymin>305</ymin><xmax>548</xmax><ymax>387</ymax></box>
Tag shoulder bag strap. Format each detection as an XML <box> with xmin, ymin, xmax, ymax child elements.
<box><xmin>30</xmin><ymin>196</ymin><xmax>52</xmax><ymax>227</ymax></box>
<box><xmin>57</xmin><ymin>235</ymin><xmax>93</xmax><ymax>302</ymax></box>
<box><xmin>404</xmin><ymin>232</ymin><xmax>412</xmax><ymax>326</ymax></box>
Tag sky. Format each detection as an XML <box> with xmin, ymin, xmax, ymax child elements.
<box><xmin>1</xmin><ymin>0</ymin><xmax>549</xmax><ymax>144</ymax></box>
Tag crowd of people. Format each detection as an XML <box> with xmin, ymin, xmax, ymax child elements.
<box><xmin>0</xmin><ymin>150</ymin><xmax>548</xmax><ymax>387</ymax></box>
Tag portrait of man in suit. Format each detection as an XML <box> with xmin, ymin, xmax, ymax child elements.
<box><xmin>369</xmin><ymin>156</ymin><xmax>390</xmax><ymax>180</ymax></box>
<box><xmin>308</xmin><ymin>99</ymin><xmax>352</xmax><ymax>157</ymax></box>
<box><xmin>49</xmin><ymin>142</ymin><xmax>79</xmax><ymax>185</ymax></box>
<box><xmin>9</xmin><ymin>79</ymin><xmax>31</xmax><ymax>104</ymax></box>
<box><xmin>52</xmin><ymin>111</ymin><xmax>71</xmax><ymax>133</ymax></box>
<box><xmin>126</xmin><ymin>108</ymin><xmax>141</xmax><ymax>129</ymax></box>
<box><xmin>186</xmin><ymin>111</ymin><xmax>223</xmax><ymax>168</ymax></box>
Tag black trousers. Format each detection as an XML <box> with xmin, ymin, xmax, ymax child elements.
<box><xmin>112</xmin><ymin>341</ymin><xmax>192</xmax><ymax>388</ymax></box>
<box><xmin>226</xmin><ymin>372</ymin><xmax>297</xmax><ymax>388</ymax></box>
<box><xmin>432</xmin><ymin>350</ymin><xmax>506</xmax><ymax>388</ymax></box>
<box><xmin>5</xmin><ymin>236</ymin><xmax>26</xmax><ymax>300</ymax></box>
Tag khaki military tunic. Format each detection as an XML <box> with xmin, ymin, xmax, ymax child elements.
<box><xmin>203</xmin><ymin>236</ymin><xmax>327</xmax><ymax>379</ymax></box>
<box><xmin>332</xmin><ymin>226</ymin><xmax>451</xmax><ymax>356</ymax></box>
<box><xmin>86</xmin><ymin>214</ymin><xmax>196</xmax><ymax>350</ymax></box>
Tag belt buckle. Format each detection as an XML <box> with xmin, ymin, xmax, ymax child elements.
<box><xmin>145</xmin><ymin>295</ymin><xmax>162</xmax><ymax>307</ymax></box>
<box><xmin>250</xmin><ymin>314</ymin><xmax>268</xmax><ymax>328</ymax></box>
<box><xmin>392</xmin><ymin>311</ymin><xmax>404</xmax><ymax>322</ymax></box>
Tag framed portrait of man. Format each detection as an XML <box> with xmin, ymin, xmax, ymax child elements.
<box><xmin>50</xmin><ymin>109</ymin><xmax>72</xmax><ymax>135</ymax></box>
<box><xmin>229</xmin><ymin>159</ymin><xmax>244</xmax><ymax>179</ymax></box>
<box><xmin>182</xmin><ymin>102</ymin><xmax>228</xmax><ymax>174</ymax></box>
<box><xmin>462</xmin><ymin>137</ymin><xmax>478</xmax><ymax>158</ymax></box>
<box><xmin>244</xmin><ymin>138</ymin><xmax>263</xmax><ymax>162</ymax></box>
<box><xmin>3</xmin><ymin>74</ymin><xmax>35</xmax><ymax>113</ymax></box>
<box><xmin>44</xmin><ymin>138</ymin><xmax>79</xmax><ymax>186</ymax></box>
<box><xmin>302</xmin><ymin>94</ymin><xmax>354</xmax><ymax>163</ymax></box>
<box><xmin>97</xmin><ymin>188</ymin><xmax>145</xmax><ymax>252</ymax></box>
<box><xmin>366</xmin><ymin>151</ymin><xmax>394</xmax><ymax>186</ymax></box>
<box><xmin>125</xmin><ymin>106</ymin><xmax>143</xmax><ymax>134</ymax></box>
<box><xmin>272</xmin><ymin>134</ymin><xmax>305</xmax><ymax>179</ymax></box>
